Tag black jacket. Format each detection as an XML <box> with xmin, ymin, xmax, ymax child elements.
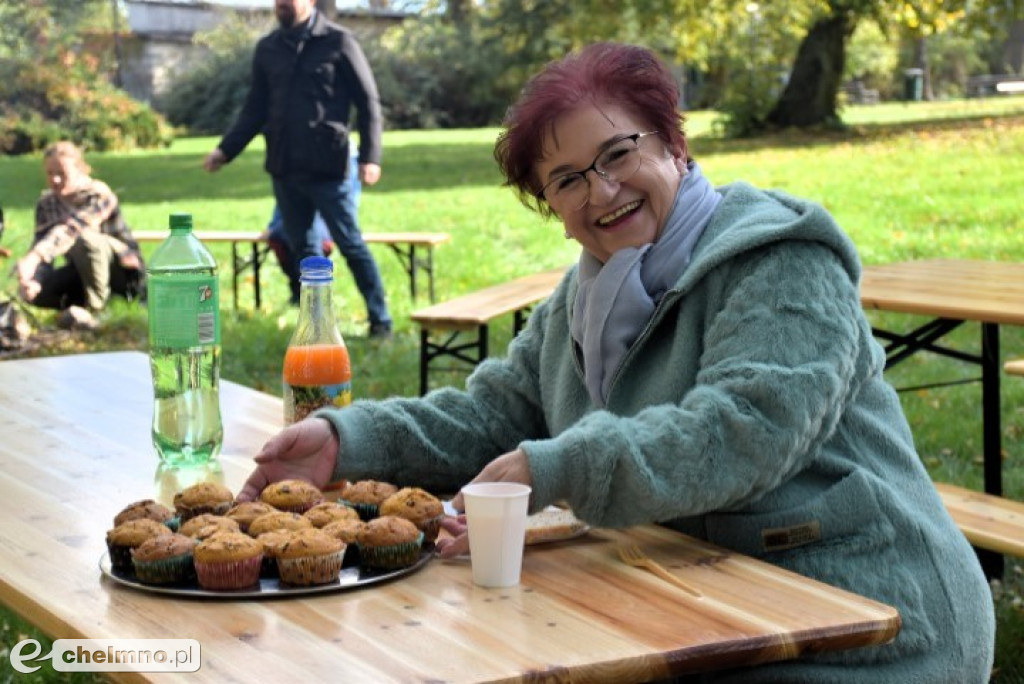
<box><xmin>218</xmin><ymin>11</ymin><xmax>382</xmax><ymax>180</ymax></box>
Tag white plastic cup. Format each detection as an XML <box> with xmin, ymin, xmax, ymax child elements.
<box><xmin>461</xmin><ymin>482</ymin><xmax>532</xmax><ymax>587</ymax></box>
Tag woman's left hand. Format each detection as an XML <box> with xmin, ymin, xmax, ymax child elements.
<box><xmin>435</xmin><ymin>448</ymin><xmax>532</xmax><ymax>559</ymax></box>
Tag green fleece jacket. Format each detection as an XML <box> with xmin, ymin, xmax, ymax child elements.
<box><xmin>323</xmin><ymin>183</ymin><xmax>994</xmax><ymax>682</ymax></box>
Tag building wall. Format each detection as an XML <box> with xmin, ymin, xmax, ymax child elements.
<box><xmin>121</xmin><ymin>0</ymin><xmax>405</xmax><ymax>104</ymax></box>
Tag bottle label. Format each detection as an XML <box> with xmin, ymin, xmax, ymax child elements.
<box><xmin>149</xmin><ymin>275</ymin><xmax>220</xmax><ymax>348</ymax></box>
<box><xmin>286</xmin><ymin>382</ymin><xmax>352</xmax><ymax>423</ymax></box>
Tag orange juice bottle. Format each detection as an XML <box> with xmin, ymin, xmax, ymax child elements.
<box><xmin>283</xmin><ymin>256</ymin><xmax>352</xmax><ymax>424</ymax></box>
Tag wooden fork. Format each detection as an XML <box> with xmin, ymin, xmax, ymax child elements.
<box><xmin>617</xmin><ymin>544</ymin><xmax>703</xmax><ymax>598</ymax></box>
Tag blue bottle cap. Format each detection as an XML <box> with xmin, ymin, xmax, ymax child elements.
<box><xmin>300</xmin><ymin>256</ymin><xmax>333</xmax><ymax>272</ymax></box>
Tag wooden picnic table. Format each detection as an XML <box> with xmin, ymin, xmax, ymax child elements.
<box><xmin>860</xmin><ymin>258</ymin><xmax>1024</xmax><ymax>577</ymax></box>
<box><xmin>0</xmin><ymin>352</ymin><xmax>900</xmax><ymax>683</ymax></box>
<box><xmin>134</xmin><ymin>229</ymin><xmax>451</xmax><ymax>310</ymax></box>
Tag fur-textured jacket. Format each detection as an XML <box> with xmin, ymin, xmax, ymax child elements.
<box><xmin>323</xmin><ymin>182</ymin><xmax>994</xmax><ymax>682</ymax></box>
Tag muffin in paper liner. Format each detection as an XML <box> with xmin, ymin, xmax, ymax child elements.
<box><xmin>358</xmin><ymin>532</ymin><xmax>424</xmax><ymax>571</ymax></box>
<box><xmin>277</xmin><ymin>548</ymin><xmax>347</xmax><ymax>586</ymax></box>
<box><xmin>259</xmin><ymin>479</ymin><xmax>324</xmax><ymax>515</ymax></box>
<box><xmin>194</xmin><ymin>555</ymin><xmax>263</xmax><ymax>590</ymax></box>
<box><xmin>133</xmin><ymin>552</ymin><xmax>196</xmax><ymax>585</ymax></box>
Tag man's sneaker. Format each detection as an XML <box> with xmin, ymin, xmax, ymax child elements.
<box><xmin>57</xmin><ymin>305</ymin><xmax>97</xmax><ymax>331</ymax></box>
<box><xmin>368</xmin><ymin>322</ymin><xmax>393</xmax><ymax>340</ymax></box>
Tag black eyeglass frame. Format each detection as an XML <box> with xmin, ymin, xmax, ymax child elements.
<box><xmin>535</xmin><ymin>131</ymin><xmax>660</xmax><ymax>205</ymax></box>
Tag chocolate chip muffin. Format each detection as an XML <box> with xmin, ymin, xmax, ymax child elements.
<box><xmin>131</xmin><ymin>533</ymin><xmax>196</xmax><ymax>585</ymax></box>
<box><xmin>379</xmin><ymin>487</ymin><xmax>445</xmax><ymax>542</ymax></box>
<box><xmin>173</xmin><ymin>482</ymin><xmax>234</xmax><ymax>522</ymax></box>
<box><xmin>340</xmin><ymin>480</ymin><xmax>399</xmax><ymax>521</ymax></box>
<box><xmin>276</xmin><ymin>528</ymin><xmax>346</xmax><ymax>586</ymax></box>
<box><xmin>303</xmin><ymin>501</ymin><xmax>361</xmax><ymax>529</ymax></box>
<box><xmin>259</xmin><ymin>479</ymin><xmax>324</xmax><ymax>514</ymax></box>
<box><xmin>225</xmin><ymin>501</ymin><xmax>278</xmax><ymax>534</ymax></box>
<box><xmin>106</xmin><ymin>519</ymin><xmax>174</xmax><ymax>573</ymax></box>
<box><xmin>247</xmin><ymin>511</ymin><xmax>313</xmax><ymax>537</ymax></box>
<box><xmin>193</xmin><ymin>532</ymin><xmax>263</xmax><ymax>590</ymax></box>
<box><xmin>178</xmin><ymin>514</ymin><xmax>240</xmax><ymax>540</ymax></box>
<box><xmin>113</xmin><ymin>499</ymin><xmax>178</xmax><ymax>531</ymax></box>
<box><xmin>356</xmin><ymin>515</ymin><xmax>423</xmax><ymax>571</ymax></box>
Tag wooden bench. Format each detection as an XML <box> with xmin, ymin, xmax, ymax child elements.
<box><xmin>410</xmin><ymin>266</ymin><xmax>567</xmax><ymax>395</ymax></box>
<box><xmin>1004</xmin><ymin>359</ymin><xmax>1024</xmax><ymax>377</ymax></box>
<box><xmin>935</xmin><ymin>482</ymin><xmax>1024</xmax><ymax>558</ymax></box>
<box><xmin>134</xmin><ymin>229</ymin><xmax>451</xmax><ymax>310</ymax></box>
<box><xmin>966</xmin><ymin>74</ymin><xmax>1024</xmax><ymax>97</ymax></box>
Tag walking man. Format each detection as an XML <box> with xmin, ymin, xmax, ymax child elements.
<box><xmin>204</xmin><ymin>0</ymin><xmax>392</xmax><ymax>337</ymax></box>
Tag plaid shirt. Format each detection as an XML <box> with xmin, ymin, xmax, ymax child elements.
<box><xmin>32</xmin><ymin>178</ymin><xmax>139</xmax><ymax>264</ymax></box>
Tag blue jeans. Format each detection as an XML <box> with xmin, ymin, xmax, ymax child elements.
<box><xmin>273</xmin><ymin>174</ymin><xmax>391</xmax><ymax>328</ymax></box>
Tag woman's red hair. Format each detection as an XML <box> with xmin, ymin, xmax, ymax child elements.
<box><xmin>494</xmin><ymin>43</ymin><xmax>687</xmax><ymax>217</ymax></box>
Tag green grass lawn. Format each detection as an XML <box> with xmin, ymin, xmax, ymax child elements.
<box><xmin>3</xmin><ymin>97</ymin><xmax>1024</xmax><ymax>681</ymax></box>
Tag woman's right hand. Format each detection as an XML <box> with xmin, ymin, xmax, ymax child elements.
<box><xmin>236</xmin><ymin>417</ymin><xmax>339</xmax><ymax>502</ymax></box>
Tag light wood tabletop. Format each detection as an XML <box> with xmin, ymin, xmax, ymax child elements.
<box><xmin>861</xmin><ymin>259</ymin><xmax>1024</xmax><ymax>325</ymax></box>
<box><xmin>0</xmin><ymin>352</ymin><xmax>900</xmax><ymax>683</ymax></box>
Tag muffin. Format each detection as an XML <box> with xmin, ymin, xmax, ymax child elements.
<box><xmin>276</xmin><ymin>528</ymin><xmax>347</xmax><ymax>586</ymax></box>
<box><xmin>193</xmin><ymin>532</ymin><xmax>263</xmax><ymax>590</ymax></box>
<box><xmin>303</xmin><ymin>501</ymin><xmax>361</xmax><ymax>529</ymax></box>
<box><xmin>255</xmin><ymin>529</ymin><xmax>295</xmax><ymax>578</ymax></box>
<box><xmin>379</xmin><ymin>487</ymin><xmax>445</xmax><ymax>543</ymax></box>
<box><xmin>259</xmin><ymin>479</ymin><xmax>324</xmax><ymax>514</ymax></box>
<box><xmin>247</xmin><ymin>511</ymin><xmax>313</xmax><ymax>537</ymax></box>
<box><xmin>225</xmin><ymin>502</ymin><xmax>278</xmax><ymax>534</ymax></box>
<box><xmin>179</xmin><ymin>514</ymin><xmax>240</xmax><ymax>540</ymax></box>
<box><xmin>173</xmin><ymin>483</ymin><xmax>234</xmax><ymax>522</ymax></box>
<box><xmin>113</xmin><ymin>499</ymin><xmax>178</xmax><ymax>531</ymax></box>
<box><xmin>356</xmin><ymin>515</ymin><xmax>423</xmax><ymax>571</ymax></box>
<box><xmin>340</xmin><ymin>480</ymin><xmax>399</xmax><ymax>521</ymax></box>
<box><xmin>322</xmin><ymin>519</ymin><xmax>366</xmax><ymax>568</ymax></box>
<box><xmin>131</xmin><ymin>533</ymin><xmax>196</xmax><ymax>585</ymax></box>
<box><xmin>106</xmin><ymin>519</ymin><xmax>175</xmax><ymax>573</ymax></box>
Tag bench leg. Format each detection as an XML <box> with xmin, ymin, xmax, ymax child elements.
<box><xmin>418</xmin><ymin>324</ymin><xmax>489</xmax><ymax>396</ymax></box>
<box><xmin>251</xmin><ymin>243</ymin><xmax>262</xmax><ymax>309</ymax></box>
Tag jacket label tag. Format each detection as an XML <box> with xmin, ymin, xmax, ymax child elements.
<box><xmin>761</xmin><ymin>520</ymin><xmax>821</xmax><ymax>552</ymax></box>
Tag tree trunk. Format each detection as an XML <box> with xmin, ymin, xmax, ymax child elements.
<box><xmin>766</xmin><ymin>13</ymin><xmax>853</xmax><ymax>129</ymax></box>
<box><xmin>914</xmin><ymin>35</ymin><xmax>934</xmax><ymax>101</ymax></box>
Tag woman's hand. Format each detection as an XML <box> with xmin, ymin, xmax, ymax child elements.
<box><xmin>435</xmin><ymin>448</ymin><xmax>533</xmax><ymax>559</ymax></box>
<box><xmin>16</xmin><ymin>254</ymin><xmax>41</xmax><ymax>301</ymax></box>
<box><xmin>236</xmin><ymin>417</ymin><xmax>339</xmax><ymax>502</ymax></box>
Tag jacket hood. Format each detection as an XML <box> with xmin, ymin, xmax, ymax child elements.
<box><xmin>676</xmin><ymin>181</ymin><xmax>862</xmax><ymax>293</ymax></box>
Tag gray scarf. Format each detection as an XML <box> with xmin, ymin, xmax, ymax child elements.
<box><xmin>570</xmin><ymin>161</ymin><xmax>721</xmax><ymax>407</ymax></box>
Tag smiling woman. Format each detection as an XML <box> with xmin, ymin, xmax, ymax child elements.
<box><xmin>230</xmin><ymin>42</ymin><xmax>995</xmax><ymax>682</ymax></box>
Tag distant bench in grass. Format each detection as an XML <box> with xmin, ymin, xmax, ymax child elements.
<box><xmin>410</xmin><ymin>265</ymin><xmax>568</xmax><ymax>396</ymax></box>
<box><xmin>134</xmin><ymin>229</ymin><xmax>451</xmax><ymax>310</ymax></box>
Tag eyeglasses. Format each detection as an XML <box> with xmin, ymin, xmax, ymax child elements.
<box><xmin>536</xmin><ymin>131</ymin><xmax>659</xmax><ymax>212</ymax></box>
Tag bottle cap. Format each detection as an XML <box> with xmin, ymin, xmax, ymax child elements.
<box><xmin>300</xmin><ymin>256</ymin><xmax>333</xmax><ymax>272</ymax></box>
<box><xmin>299</xmin><ymin>256</ymin><xmax>334</xmax><ymax>284</ymax></box>
<box><xmin>169</xmin><ymin>213</ymin><xmax>193</xmax><ymax>231</ymax></box>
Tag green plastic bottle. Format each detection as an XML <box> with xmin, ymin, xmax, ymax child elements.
<box><xmin>147</xmin><ymin>212</ymin><xmax>223</xmax><ymax>466</ymax></box>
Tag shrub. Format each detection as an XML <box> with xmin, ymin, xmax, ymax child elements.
<box><xmin>0</xmin><ymin>51</ymin><xmax>173</xmax><ymax>155</ymax></box>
